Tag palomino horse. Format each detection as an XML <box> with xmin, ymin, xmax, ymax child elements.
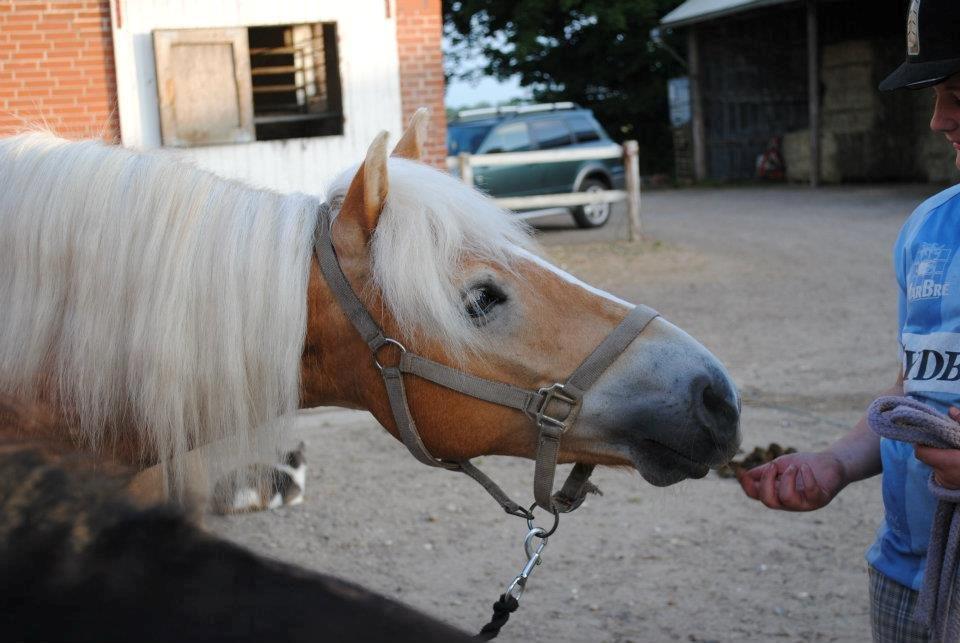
<box><xmin>0</xmin><ymin>111</ymin><xmax>740</xmax><ymax>511</ymax></box>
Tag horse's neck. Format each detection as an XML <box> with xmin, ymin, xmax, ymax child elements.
<box><xmin>0</xmin><ymin>392</ymin><xmax>153</xmax><ymax>468</ymax></box>
<box><xmin>298</xmin><ymin>256</ymin><xmax>378</xmax><ymax>412</ymax></box>
<box><xmin>0</xmin><ymin>393</ymin><xmax>68</xmax><ymax>440</ymax></box>
<box><xmin>0</xmin><ymin>392</ymin><xmax>208</xmax><ymax>510</ymax></box>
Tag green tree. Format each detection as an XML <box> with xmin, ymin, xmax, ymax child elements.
<box><xmin>444</xmin><ymin>0</ymin><xmax>685</xmax><ymax>174</ymax></box>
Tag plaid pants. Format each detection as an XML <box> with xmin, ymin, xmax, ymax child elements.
<box><xmin>869</xmin><ymin>566</ymin><xmax>930</xmax><ymax>642</ymax></box>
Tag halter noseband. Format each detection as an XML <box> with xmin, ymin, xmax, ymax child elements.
<box><xmin>314</xmin><ymin>202</ymin><xmax>659</xmax><ymax>522</ymax></box>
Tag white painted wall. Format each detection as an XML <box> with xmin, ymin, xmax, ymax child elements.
<box><xmin>110</xmin><ymin>0</ymin><xmax>403</xmax><ymax>194</ymax></box>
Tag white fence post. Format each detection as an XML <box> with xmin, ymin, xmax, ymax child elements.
<box><xmin>458</xmin><ymin>152</ymin><xmax>473</xmax><ymax>188</ymax></box>
<box><xmin>623</xmin><ymin>140</ymin><xmax>642</xmax><ymax>242</ymax></box>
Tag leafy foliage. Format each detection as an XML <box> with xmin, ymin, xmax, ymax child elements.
<box><xmin>444</xmin><ymin>0</ymin><xmax>686</xmax><ymax>174</ymax></box>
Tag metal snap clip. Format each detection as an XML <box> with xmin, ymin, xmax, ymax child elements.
<box><xmin>505</xmin><ymin>527</ymin><xmax>548</xmax><ymax>601</ymax></box>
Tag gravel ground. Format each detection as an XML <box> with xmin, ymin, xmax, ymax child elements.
<box><xmin>208</xmin><ymin>184</ymin><xmax>942</xmax><ymax>642</ymax></box>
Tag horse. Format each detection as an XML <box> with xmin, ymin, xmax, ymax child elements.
<box><xmin>0</xmin><ymin>109</ymin><xmax>740</xmax><ymax>510</ymax></box>
<box><xmin>0</xmin><ymin>436</ymin><xmax>473</xmax><ymax>642</ymax></box>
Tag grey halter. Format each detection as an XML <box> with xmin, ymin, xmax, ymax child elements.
<box><xmin>315</xmin><ymin>202</ymin><xmax>659</xmax><ymax>522</ymax></box>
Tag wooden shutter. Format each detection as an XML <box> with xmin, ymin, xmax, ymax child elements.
<box><xmin>153</xmin><ymin>28</ymin><xmax>255</xmax><ymax>147</ymax></box>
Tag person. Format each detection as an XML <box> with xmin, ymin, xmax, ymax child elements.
<box><xmin>738</xmin><ymin>2</ymin><xmax>960</xmax><ymax>641</ymax></box>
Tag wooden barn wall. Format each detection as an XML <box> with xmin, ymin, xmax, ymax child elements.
<box><xmin>698</xmin><ymin>5</ymin><xmax>808</xmax><ymax>181</ymax></box>
<box><xmin>697</xmin><ymin>0</ymin><xmax>933</xmax><ymax>183</ymax></box>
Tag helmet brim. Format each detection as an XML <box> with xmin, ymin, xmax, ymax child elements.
<box><xmin>880</xmin><ymin>57</ymin><xmax>960</xmax><ymax>91</ymax></box>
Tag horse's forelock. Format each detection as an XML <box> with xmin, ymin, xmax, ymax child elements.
<box><xmin>328</xmin><ymin>158</ymin><xmax>535</xmax><ymax>356</ymax></box>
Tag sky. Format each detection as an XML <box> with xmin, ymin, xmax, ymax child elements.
<box><xmin>444</xmin><ymin>74</ymin><xmax>531</xmax><ymax>109</ymax></box>
<box><xmin>442</xmin><ymin>31</ymin><xmax>531</xmax><ymax>109</ymax></box>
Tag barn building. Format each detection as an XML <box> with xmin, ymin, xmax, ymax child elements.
<box><xmin>0</xmin><ymin>0</ymin><xmax>447</xmax><ymax>191</ymax></box>
<box><xmin>661</xmin><ymin>0</ymin><xmax>955</xmax><ymax>185</ymax></box>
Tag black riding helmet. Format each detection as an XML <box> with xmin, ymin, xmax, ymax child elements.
<box><xmin>880</xmin><ymin>0</ymin><xmax>960</xmax><ymax>91</ymax></box>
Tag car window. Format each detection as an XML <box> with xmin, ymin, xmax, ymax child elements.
<box><xmin>567</xmin><ymin>114</ymin><xmax>602</xmax><ymax>143</ymax></box>
<box><xmin>479</xmin><ymin>122</ymin><xmax>532</xmax><ymax>153</ymax></box>
<box><xmin>529</xmin><ymin>119</ymin><xmax>573</xmax><ymax>149</ymax></box>
<box><xmin>447</xmin><ymin>124</ymin><xmax>494</xmax><ymax>155</ymax></box>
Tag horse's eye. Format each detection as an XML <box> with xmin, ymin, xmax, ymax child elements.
<box><xmin>464</xmin><ymin>283</ymin><xmax>507</xmax><ymax>322</ymax></box>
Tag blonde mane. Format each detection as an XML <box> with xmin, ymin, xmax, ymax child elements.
<box><xmin>0</xmin><ymin>132</ymin><xmax>317</xmax><ymax>487</ymax></box>
<box><xmin>0</xmin><ymin>132</ymin><xmax>533</xmax><ymax>490</ymax></box>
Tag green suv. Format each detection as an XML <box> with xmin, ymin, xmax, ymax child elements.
<box><xmin>447</xmin><ymin>103</ymin><xmax>625</xmax><ymax>228</ymax></box>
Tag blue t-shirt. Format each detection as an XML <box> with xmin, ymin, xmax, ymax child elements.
<box><xmin>866</xmin><ymin>183</ymin><xmax>960</xmax><ymax>590</ymax></box>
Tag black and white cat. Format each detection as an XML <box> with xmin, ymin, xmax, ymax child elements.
<box><xmin>211</xmin><ymin>442</ymin><xmax>307</xmax><ymax>515</ymax></box>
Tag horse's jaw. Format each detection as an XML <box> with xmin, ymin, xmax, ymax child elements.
<box><xmin>574</xmin><ymin>317</ymin><xmax>741</xmax><ymax>487</ymax></box>
<box><xmin>629</xmin><ymin>441</ymin><xmax>712</xmax><ymax>487</ymax></box>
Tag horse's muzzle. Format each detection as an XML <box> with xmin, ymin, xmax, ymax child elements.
<box><xmin>625</xmin><ymin>364</ymin><xmax>740</xmax><ymax>487</ymax></box>
<box><xmin>576</xmin><ymin>318</ymin><xmax>742</xmax><ymax>487</ymax></box>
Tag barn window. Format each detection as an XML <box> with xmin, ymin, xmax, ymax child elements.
<box><xmin>153</xmin><ymin>23</ymin><xmax>344</xmax><ymax>147</ymax></box>
<box><xmin>248</xmin><ymin>24</ymin><xmax>343</xmax><ymax>141</ymax></box>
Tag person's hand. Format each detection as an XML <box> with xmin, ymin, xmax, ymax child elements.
<box><xmin>737</xmin><ymin>451</ymin><xmax>847</xmax><ymax>511</ymax></box>
<box><xmin>913</xmin><ymin>406</ymin><xmax>960</xmax><ymax>490</ymax></box>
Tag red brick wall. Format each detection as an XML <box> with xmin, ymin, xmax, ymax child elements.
<box><xmin>0</xmin><ymin>0</ymin><xmax>120</xmax><ymax>141</ymax></box>
<box><xmin>395</xmin><ymin>0</ymin><xmax>447</xmax><ymax>168</ymax></box>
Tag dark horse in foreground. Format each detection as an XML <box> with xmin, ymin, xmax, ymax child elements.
<box><xmin>0</xmin><ymin>420</ymin><xmax>470</xmax><ymax>642</ymax></box>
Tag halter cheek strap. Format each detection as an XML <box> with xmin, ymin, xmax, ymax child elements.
<box><xmin>315</xmin><ymin>203</ymin><xmax>659</xmax><ymax>518</ymax></box>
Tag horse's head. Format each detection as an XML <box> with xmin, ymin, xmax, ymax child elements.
<box><xmin>302</xmin><ymin>111</ymin><xmax>740</xmax><ymax>488</ymax></box>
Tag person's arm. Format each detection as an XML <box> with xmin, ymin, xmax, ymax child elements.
<box><xmin>737</xmin><ymin>377</ymin><xmax>900</xmax><ymax>511</ymax></box>
<box><xmin>914</xmin><ymin>406</ymin><xmax>960</xmax><ymax>489</ymax></box>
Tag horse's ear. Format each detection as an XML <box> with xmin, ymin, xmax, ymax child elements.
<box><xmin>392</xmin><ymin>107</ymin><xmax>428</xmax><ymax>161</ymax></box>
<box><xmin>343</xmin><ymin>131</ymin><xmax>390</xmax><ymax>235</ymax></box>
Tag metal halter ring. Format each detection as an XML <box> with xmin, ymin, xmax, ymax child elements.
<box><xmin>526</xmin><ymin>502</ymin><xmax>560</xmax><ymax>538</ymax></box>
<box><xmin>373</xmin><ymin>338</ymin><xmax>407</xmax><ymax>372</ymax></box>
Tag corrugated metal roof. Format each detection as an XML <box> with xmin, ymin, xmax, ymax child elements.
<box><xmin>660</xmin><ymin>0</ymin><xmax>797</xmax><ymax>27</ymax></box>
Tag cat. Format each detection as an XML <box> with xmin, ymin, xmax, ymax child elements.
<box><xmin>211</xmin><ymin>442</ymin><xmax>307</xmax><ymax>515</ymax></box>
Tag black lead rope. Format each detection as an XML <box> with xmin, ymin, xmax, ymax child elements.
<box><xmin>475</xmin><ymin>594</ymin><xmax>520</xmax><ymax>640</ymax></box>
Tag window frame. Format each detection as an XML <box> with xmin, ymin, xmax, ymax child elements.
<box><xmin>153</xmin><ymin>27</ymin><xmax>256</xmax><ymax>147</ymax></box>
<box><xmin>153</xmin><ymin>22</ymin><xmax>344</xmax><ymax>148</ymax></box>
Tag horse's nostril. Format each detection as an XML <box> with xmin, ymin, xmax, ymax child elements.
<box><xmin>702</xmin><ymin>384</ymin><xmax>726</xmax><ymax>415</ymax></box>
<box><xmin>699</xmin><ymin>380</ymin><xmax>740</xmax><ymax>436</ymax></box>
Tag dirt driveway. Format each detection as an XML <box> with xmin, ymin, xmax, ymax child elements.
<box><xmin>209</xmin><ymin>184</ymin><xmax>939</xmax><ymax>642</ymax></box>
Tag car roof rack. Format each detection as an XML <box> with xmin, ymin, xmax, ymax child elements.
<box><xmin>454</xmin><ymin>102</ymin><xmax>578</xmax><ymax>121</ymax></box>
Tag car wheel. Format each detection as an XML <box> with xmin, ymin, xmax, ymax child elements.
<box><xmin>572</xmin><ymin>178</ymin><xmax>611</xmax><ymax>228</ymax></box>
